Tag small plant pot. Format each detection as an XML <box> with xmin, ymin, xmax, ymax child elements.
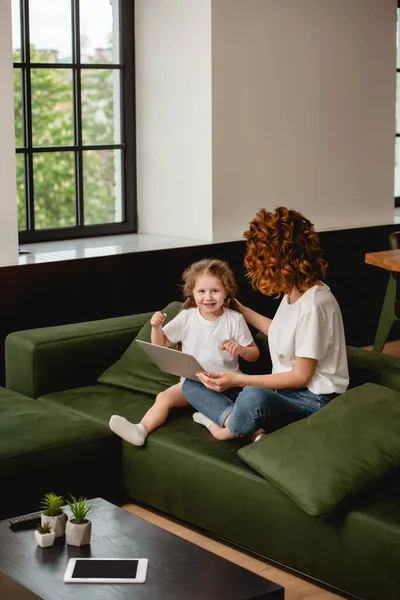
<box><xmin>35</xmin><ymin>530</ymin><xmax>56</xmax><ymax>548</ymax></box>
<box><xmin>65</xmin><ymin>519</ymin><xmax>92</xmax><ymax>546</ymax></box>
<box><xmin>41</xmin><ymin>512</ymin><xmax>67</xmax><ymax>537</ymax></box>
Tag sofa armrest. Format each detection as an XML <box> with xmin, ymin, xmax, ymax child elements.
<box><xmin>347</xmin><ymin>345</ymin><xmax>400</xmax><ymax>392</ymax></box>
<box><xmin>5</xmin><ymin>312</ymin><xmax>153</xmax><ymax>398</ymax></box>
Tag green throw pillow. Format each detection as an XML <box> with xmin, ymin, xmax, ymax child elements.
<box><xmin>98</xmin><ymin>301</ymin><xmax>182</xmax><ymax>396</ymax></box>
<box><xmin>237</xmin><ymin>382</ymin><xmax>400</xmax><ymax>517</ymax></box>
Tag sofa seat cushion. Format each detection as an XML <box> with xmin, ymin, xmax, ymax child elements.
<box><xmin>1</xmin><ymin>389</ymin><xmax>111</xmax><ymax>457</ymax></box>
<box><xmin>237</xmin><ymin>382</ymin><xmax>400</xmax><ymax>517</ymax></box>
<box><xmin>0</xmin><ymin>386</ymin><xmax>121</xmax><ymax>519</ymax></box>
<box><xmin>39</xmin><ymin>383</ymin><xmax>158</xmax><ymax>425</ymax></box>
<box><xmin>97</xmin><ymin>301</ymin><xmax>182</xmax><ymax>396</ymax></box>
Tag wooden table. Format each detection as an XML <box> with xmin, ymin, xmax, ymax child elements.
<box><xmin>0</xmin><ymin>498</ymin><xmax>284</xmax><ymax>600</ymax></box>
<box><xmin>365</xmin><ymin>249</ymin><xmax>400</xmax><ymax>352</ymax></box>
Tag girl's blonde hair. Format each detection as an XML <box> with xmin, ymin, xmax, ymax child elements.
<box><xmin>243</xmin><ymin>207</ymin><xmax>328</xmax><ymax>297</ymax></box>
<box><xmin>181</xmin><ymin>258</ymin><xmax>239</xmax><ymax>311</ymax></box>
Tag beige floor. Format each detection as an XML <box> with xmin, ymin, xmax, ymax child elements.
<box><xmin>122</xmin><ymin>503</ymin><xmax>343</xmax><ymax>600</ymax></box>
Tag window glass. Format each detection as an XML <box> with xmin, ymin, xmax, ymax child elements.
<box><xmin>29</xmin><ymin>0</ymin><xmax>72</xmax><ymax>63</ymax></box>
<box><xmin>16</xmin><ymin>154</ymin><xmax>26</xmax><ymax>230</ymax></box>
<box><xmin>81</xmin><ymin>69</ymin><xmax>121</xmax><ymax>145</ymax></box>
<box><xmin>80</xmin><ymin>0</ymin><xmax>120</xmax><ymax>64</ymax></box>
<box><xmin>11</xmin><ymin>0</ymin><xmax>21</xmax><ymax>62</ymax></box>
<box><xmin>31</xmin><ymin>68</ymin><xmax>74</xmax><ymax>147</ymax></box>
<box><xmin>83</xmin><ymin>149</ymin><xmax>122</xmax><ymax>224</ymax></box>
<box><xmin>14</xmin><ymin>69</ymin><xmax>24</xmax><ymax>148</ymax></box>
<box><xmin>33</xmin><ymin>152</ymin><xmax>75</xmax><ymax>229</ymax></box>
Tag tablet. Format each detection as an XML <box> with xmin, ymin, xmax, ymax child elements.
<box><xmin>136</xmin><ymin>339</ymin><xmax>206</xmax><ymax>381</ymax></box>
<box><xmin>63</xmin><ymin>558</ymin><xmax>148</xmax><ymax>584</ymax></box>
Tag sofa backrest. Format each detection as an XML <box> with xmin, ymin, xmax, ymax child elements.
<box><xmin>346</xmin><ymin>345</ymin><xmax>400</xmax><ymax>392</ymax></box>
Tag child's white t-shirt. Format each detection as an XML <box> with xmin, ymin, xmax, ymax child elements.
<box><xmin>162</xmin><ymin>307</ymin><xmax>254</xmax><ymax>373</ymax></box>
<box><xmin>267</xmin><ymin>283</ymin><xmax>349</xmax><ymax>394</ymax></box>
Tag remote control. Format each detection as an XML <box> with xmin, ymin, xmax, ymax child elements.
<box><xmin>9</xmin><ymin>511</ymin><xmax>43</xmax><ymax>531</ymax></box>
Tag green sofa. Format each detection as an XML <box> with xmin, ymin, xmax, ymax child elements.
<box><xmin>2</xmin><ymin>302</ymin><xmax>400</xmax><ymax>600</ymax></box>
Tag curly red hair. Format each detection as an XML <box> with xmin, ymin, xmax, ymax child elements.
<box><xmin>243</xmin><ymin>207</ymin><xmax>328</xmax><ymax>297</ymax></box>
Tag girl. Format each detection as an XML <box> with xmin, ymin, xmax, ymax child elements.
<box><xmin>109</xmin><ymin>258</ymin><xmax>259</xmax><ymax>445</ymax></box>
<box><xmin>184</xmin><ymin>207</ymin><xmax>349</xmax><ymax>441</ymax></box>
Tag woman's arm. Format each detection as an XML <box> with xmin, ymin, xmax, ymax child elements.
<box><xmin>197</xmin><ymin>357</ymin><xmax>317</xmax><ymax>392</ymax></box>
<box><xmin>236</xmin><ymin>301</ymin><xmax>272</xmax><ymax>336</ymax></box>
<box><xmin>238</xmin><ymin>357</ymin><xmax>317</xmax><ymax>388</ymax></box>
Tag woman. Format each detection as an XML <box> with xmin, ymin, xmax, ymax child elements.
<box><xmin>182</xmin><ymin>206</ymin><xmax>349</xmax><ymax>440</ymax></box>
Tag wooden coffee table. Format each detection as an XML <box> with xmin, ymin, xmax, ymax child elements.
<box><xmin>0</xmin><ymin>497</ymin><xmax>284</xmax><ymax>599</ymax></box>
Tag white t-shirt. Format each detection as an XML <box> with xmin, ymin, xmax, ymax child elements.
<box><xmin>163</xmin><ymin>307</ymin><xmax>254</xmax><ymax>374</ymax></box>
<box><xmin>267</xmin><ymin>283</ymin><xmax>349</xmax><ymax>394</ymax></box>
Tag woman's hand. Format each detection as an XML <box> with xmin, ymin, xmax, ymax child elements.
<box><xmin>196</xmin><ymin>371</ymin><xmax>241</xmax><ymax>392</ymax></box>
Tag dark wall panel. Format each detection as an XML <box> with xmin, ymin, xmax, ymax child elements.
<box><xmin>0</xmin><ymin>222</ymin><xmax>398</xmax><ymax>386</ymax></box>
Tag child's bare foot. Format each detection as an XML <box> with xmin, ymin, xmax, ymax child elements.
<box><xmin>109</xmin><ymin>415</ymin><xmax>147</xmax><ymax>446</ymax></box>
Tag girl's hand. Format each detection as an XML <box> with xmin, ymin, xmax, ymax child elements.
<box><xmin>151</xmin><ymin>311</ymin><xmax>167</xmax><ymax>329</ymax></box>
<box><xmin>196</xmin><ymin>371</ymin><xmax>240</xmax><ymax>392</ymax></box>
<box><xmin>221</xmin><ymin>339</ymin><xmax>246</xmax><ymax>358</ymax></box>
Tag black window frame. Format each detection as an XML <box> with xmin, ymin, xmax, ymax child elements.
<box><xmin>14</xmin><ymin>0</ymin><xmax>137</xmax><ymax>243</ymax></box>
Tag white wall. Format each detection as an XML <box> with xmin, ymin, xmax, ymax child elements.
<box><xmin>135</xmin><ymin>0</ymin><xmax>213</xmax><ymax>240</ymax></box>
<box><xmin>0</xmin><ymin>0</ymin><xmax>19</xmax><ymax>266</ymax></box>
<box><xmin>211</xmin><ymin>0</ymin><xmax>397</xmax><ymax>240</ymax></box>
<box><xmin>136</xmin><ymin>0</ymin><xmax>397</xmax><ymax>242</ymax></box>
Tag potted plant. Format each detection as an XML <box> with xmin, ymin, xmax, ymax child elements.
<box><xmin>40</xmin><ymin>492</ymin><xmax>67</xmax><ymax>537</ymax></box>
<box><xmin>65</xmin><ymin>495</ymin><xmax>94</xmax><ymax>546</ymax></box>
<box><xmin>34</xmin><ymin>522</ymin><xmax>56</xmax><ymax>548</ymax></box>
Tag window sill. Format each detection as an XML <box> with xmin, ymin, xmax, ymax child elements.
<box><xmin>18</xmin><ymin>233</ymin><xmax>210</xmax><ymax>265</ymax></box>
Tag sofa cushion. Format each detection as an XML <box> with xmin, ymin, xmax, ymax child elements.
<box><xmin>237</xmin><ymin>382</ymin><xmax>400</xmax><ymax>517</ymax></box>
<box><xmin>97</xmin><ymin>301</ymin><xmax>182</xmax><ymax>396</ymax></box>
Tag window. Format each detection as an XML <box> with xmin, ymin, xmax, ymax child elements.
<box><xmin>12</xmin><ymin>0</ymin><xmax>136</xmax><ymax>243</ymax></box>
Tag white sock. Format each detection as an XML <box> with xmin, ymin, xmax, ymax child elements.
<box><xmin>254</xmin><ymin>432</ymin><xmax>266</xmax><ymax>442</ymax></box>
<box><xmin>192</xmin><ymin>412</ymin><xmax>214</xmax><ymax>430</ymax></box>
<box><xmin>109</xmin><ymin>415</ymin><xmax>147</xmax><ymax>446</ymax></box>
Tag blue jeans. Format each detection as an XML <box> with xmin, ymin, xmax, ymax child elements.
<box><xmin>182</xmin><ymin>380</ymin><xmax>337</xmax><ymax>436</ymax></box>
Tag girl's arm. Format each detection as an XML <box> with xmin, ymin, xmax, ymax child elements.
<box><xmin>242</xmin><ymin>341</ymin><xmax>260</xmax><ymax>363</ymax></box>
<box><xmin>151</xmin><ymin>328</ymin><xmax>172</xmax><ymax>347</ymax></box>
<box><xmin>150</xmin><ymin>311</ymin><xmax>173</xmax><ymax>347</ymax></box>
<box><xmin>220</xmin><ymin>340</ymin><xmax>260</xmax><ymax>363</ymax></box>
<box><xmin>236</xmin><ymin>301</ymin><xmax>272</xmax><ymax>336</ymax></box>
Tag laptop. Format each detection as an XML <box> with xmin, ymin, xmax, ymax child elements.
<box><xmin>135</xmin><ymin>340</ymin><xmax>206</xmax><ymax>381</ymax></box>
